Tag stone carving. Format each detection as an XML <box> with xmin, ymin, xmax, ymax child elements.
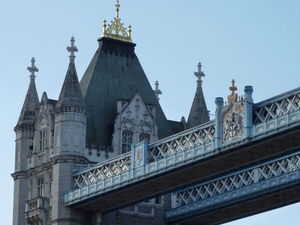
<box><xmin>121</xmin><ymin>117</ymin><xmax>135</xmax><ymax>130</ymax></box>
<box><xmin>40</xmin><ymin>114</ymin><xmax>47</xmax><ymax>126</ymax></box>
<box><xmin>223</xmin><ymin>103</ymin><xmax>244</xmax><ymax>142</ymax></box>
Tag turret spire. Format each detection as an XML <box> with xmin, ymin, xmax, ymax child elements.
<box><xmin>186</xmin><ymin>62</ymin><xmax>210</xmax><ymax>129</ymax></box>
<box><xmin>54</xmin><ymin>37</ymin><xmax>86</xmax><ymax>113</ymax></box>
<box><xmin>15</xmin><ymin>58</ymin><xmax>40</xmax><ymax>129</ymax></box>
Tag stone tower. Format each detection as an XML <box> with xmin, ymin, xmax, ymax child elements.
<box><xmin>50</xmin><ymin>37</ymin><xmax>88</xmax><ymax>224</ymax></box>
<box><xmin>12</xmin><ymin>2</ymin><xmax>210</xmax><ymax>225</ymax></box>
<box><xmin>12</xmin><ymin>57</ymin><xmax>40</xmax><ymax>225</ymax></box>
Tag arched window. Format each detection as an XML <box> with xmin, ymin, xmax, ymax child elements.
<box><xmin>122</xmin><ymin>130</ymin><xmax>133</xmax><ymax>153</ymax></box>
<box><xmin>139</xmin><ymin>132</ymin><xmax>150</xmax><ymax>143</ymax></box>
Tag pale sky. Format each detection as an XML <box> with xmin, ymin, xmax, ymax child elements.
<box><xmin>1</xmin><ymin>1</ymin><xmax>300</xmax><ymax>224</ymax></box>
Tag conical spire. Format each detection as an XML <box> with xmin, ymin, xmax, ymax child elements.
<box><xmin>54</xmin><ymin>37</ymin><xmax>86</xmax><ymax>113</ymax></box>
<box><xmin>186</xmin><ymin>62</ymin><xmax>210</xmax><ymax>129</ymax></box>
<box><xmin>15</xmin><ymin>57</ymin><xmax>40</xmax><ymax>130</ymax></box>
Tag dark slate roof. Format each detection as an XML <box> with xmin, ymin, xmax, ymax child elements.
<box><xmin>15</xmin><ymin>76</ymin><xmax>39</xmax><ymax>129</ymax></box>
<box><xmin>80</xmin><ymin>37</ymin><xmax>174</xmax><ymax>146</ymax></box>
<box><xmin>186</xmin><ymin>77</ymin><xmax>210</xmax><ymax>129</ymax></box>
<box><xmin>168</xmin><ymin>120</ymin><xmax>184</xmax><ymax>134</ymax></box>
<box><xmin>55</xmin><ymin>61</ymin><xmax>86</xmax><ymax>112</ymax></box>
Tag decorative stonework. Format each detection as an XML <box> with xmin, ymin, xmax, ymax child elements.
<box><xmin>223</xmin><ymin>102</ymin><xmax>244</xmax><ymax>142</ymax></box>
<box><xmin>102</xmin><ymin>0</ymin><xmax>132</xmax><ymax>42</ymax></box>
<box><xmin>228</xmin><ymin>79</ymin><xmax>238</xmax><ymax>104</ymax></box>
<box><xmin>40</xmin><ymin>114</ymin><xmax>47</xmax><ymax>126</ymax></box>
<box><xmin>113</xmin><ymin>93</ymin><xmax>158</xmax><ymax>154</ymax></box>
<box><xmin>135</xmin><ymin>145</ymin><xmax>143</xmax><ymax>167</ymax></box>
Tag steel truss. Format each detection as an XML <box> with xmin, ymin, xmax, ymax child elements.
<box><xmin>74</xmin><ymin>153</ymin><xmax>131</xmax><ymax>188</ymax></box>
<box><xmin>253</xmin><ymin>87</ymin><xmax>300</xmax><ymax>124</ymax></box>
<box><xmin>170</xmin><ymin>151</ymin><xmax>300</xmax><ymax>210</ymax></box>
<box><xmin>148</xmin><ymin>121</ymin><xmax>215</xmax><ymax>161</ymax></box>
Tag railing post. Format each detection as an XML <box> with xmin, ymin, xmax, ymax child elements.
<box><xmin>215</xmin><ymin>97</ymin><xmax>224</xmax><ymax>149</ymax></box>
<box><xmin>244</xmin><ymin>86</ymin><xmax>253</xmax><ymax>139</ymax></box>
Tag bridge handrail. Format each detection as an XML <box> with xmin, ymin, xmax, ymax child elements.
<box><xmin>149</xmin><ymin>120</ymin><xmax>215</xmax><ymax>147</ymax></box>
<box><xmin>253</xmin><ymin>86</ymin><xmax>300</xmax><ymax>124</ymax></box>
<box><xmin>148</xmin><ymin>120</ymin><xmax>215</xmax><ymax>161</ymax></box>
<box><xmin>254</xmin><ymin>86</ymin><xmax>300</xmax><ymax>108</ymax></box>
<box><xmin>73</xmin><ymin>151</ymin><xmax>131</xmax><ymax>177</ymax></box>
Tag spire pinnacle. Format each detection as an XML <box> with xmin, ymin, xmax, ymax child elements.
<box><xmin>27</xmin><ymin>57</ymin><xmax>38</xmax><ymax>79</ymax></box>
<box><xmin>186</xmin><ymin>62</ymin><xmax>210</xmax><ymax>129</ymax></box>
<box><xmin>194</xmin><ymin>62</ymin><xmax>205</xmax><ymax>85</ymax></box>
<box><xmin>116</xmin><ymin>0</ymin><xmax>120</xmax><ymax>18</ymax></box>
<box><xmin>101</xmin><ymin>0</ymin><xmax>132</xmax><ymax>42</ymax></box>
<box><xmin>67</xmin><ymin>36</ymin><xmax>78</xmax><ymax>62</ymax></box>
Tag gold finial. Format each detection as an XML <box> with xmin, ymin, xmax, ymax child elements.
<box><xmin>101</xmin><ymin>0</ymin><xmax>132</xmax><ymax>43</ymax></box>
<box><xmin>228</xmin><ymin>79</ymin><xmax>238</xmax><ymax>104</ymax></box>
<box><xmin>116</xmin><ymin>0</ymin><xmax>120</xmax><ymax>18</ymax></box>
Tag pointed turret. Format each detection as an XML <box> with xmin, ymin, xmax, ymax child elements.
<box><xmin>53</xmin><ymin>37</ymin><xmax>87</xmax><ymax>156</ymax></box>
<box><xmin>80</xmin><ymin>2</ymin><xmax>173</xmax><ymax>147</ymax></box>
<box><xmin>13</xmin><ymin>58</ymin><xmax>40</xmax><ymax>225</ymax></box>
<box><xmin>54</xmin><ymin>37</ymin><xmax>86</xmax><ymax>113</ymax></box>
<box><xmin>186</xmin><ymin>62</ymin><xmax>210</xmax><ymax>129</ymax></box>
<box><xmin>15</xmin><ymin>57</ymin><xmax>40</xmax><ymax>130</ymax></box>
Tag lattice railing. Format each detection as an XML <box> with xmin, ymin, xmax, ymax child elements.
<box><xmin>173</xmin><ymin>152</ymin><xmax>300</xmax><ymax>207</ymax></box>
<box><xmin>253</xmin><ymin>87</ymin><xmax>300</xmax><ymax>124</ymax></box>
<box><xmin>148</xmin><ymin>121</ymin><xmax>215</xmax><ymax>161</ymax></box>
<box><xmin>74</xmin><ymin>153</ymin><xmax>131</xmax><ymax>188</ymax></box>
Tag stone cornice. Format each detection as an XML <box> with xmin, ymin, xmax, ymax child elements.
<box><xmin>11</xmin><ymin>156</ymin><xmax>90</xmax><ymax>180</ymax></box>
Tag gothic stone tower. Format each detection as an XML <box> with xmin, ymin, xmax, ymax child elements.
<box><xmin>12</xmin><ymin>2</ymin><xmax>211</xmax><ymax>225</ymax></box>
<box><xmin>12</xmin><ymin>38</ymin><xmax>90</xmax><ymax>225</ymax></box>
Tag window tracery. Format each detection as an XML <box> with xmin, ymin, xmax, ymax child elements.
<box><xmin>122</xmin><ymin>130</ymin><xmax>133</xmax><ymax>153</ymax></box>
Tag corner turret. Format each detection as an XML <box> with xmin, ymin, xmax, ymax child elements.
<box><xmin>53</xmin><ymin>37</ymin><xmax>87</xmax><ymax>156</ymax></box>
<box><xmin>12</xmin><ymin>58</ymin><xmax>40</xmax><ymax>225</ymax></box>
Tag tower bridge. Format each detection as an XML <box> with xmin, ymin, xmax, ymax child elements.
<box><xmin>12</xmin><ymin>2</ymin><xmax>300</xmax><ymax>225</ymax></box>
<box><xmin>64</xmin><ymin>85</ymin><xmax>300</xmax><ymax>224</ymax></box>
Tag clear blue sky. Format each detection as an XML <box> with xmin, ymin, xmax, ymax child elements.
<box><xmin>1</xmin><ymin>1</ymin><xmax>300</xmax><ymax>224</ymax></box>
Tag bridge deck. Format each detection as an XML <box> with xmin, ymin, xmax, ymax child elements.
<box><xmin>67</xmin><ymin>126</ymin><xmax>300</xmax><ymax>212</ymax></box>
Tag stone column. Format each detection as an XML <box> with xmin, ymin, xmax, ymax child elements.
<box><xmin>244</xmin><ymin>86</ymin><xmax>254</xmax><ymax>139</ymax></box>
<box><xmin>215</xmin><ymin>97</ymin><xmax>224</xmax><ymax>149</ymax></box>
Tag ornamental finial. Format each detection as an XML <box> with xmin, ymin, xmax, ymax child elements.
<box><xmin>67</xmin><ymin>36</ymin><xmax>78</xmax><ymax>62</ymax></box>
<box><xmin>194</xmin><ymin>62</ymin><xmax>205</xmax><ymax>85</ymax></box>
<box><xmin>101</xmin><ymin>0</ymin><xmax>132</xmax><ymax>42</ymax></box>
<box><xmin>228</xmin><ymin>79</ymin><xmax>238</xmax><ymax>104</ymax></box>
<box><xmin>27</xmin><ymin>57</ymin><xmax>38</xmax><ymax>80</ymax></box>
<box><xmin>116</xmin><ymin>0</ymin><xmax>120</xmax><ymax>18</ymax></box>
<box><xmin>154</xmin><ymin>80</ymin><xmax>162</xmax><ymax>101</ymax></box>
